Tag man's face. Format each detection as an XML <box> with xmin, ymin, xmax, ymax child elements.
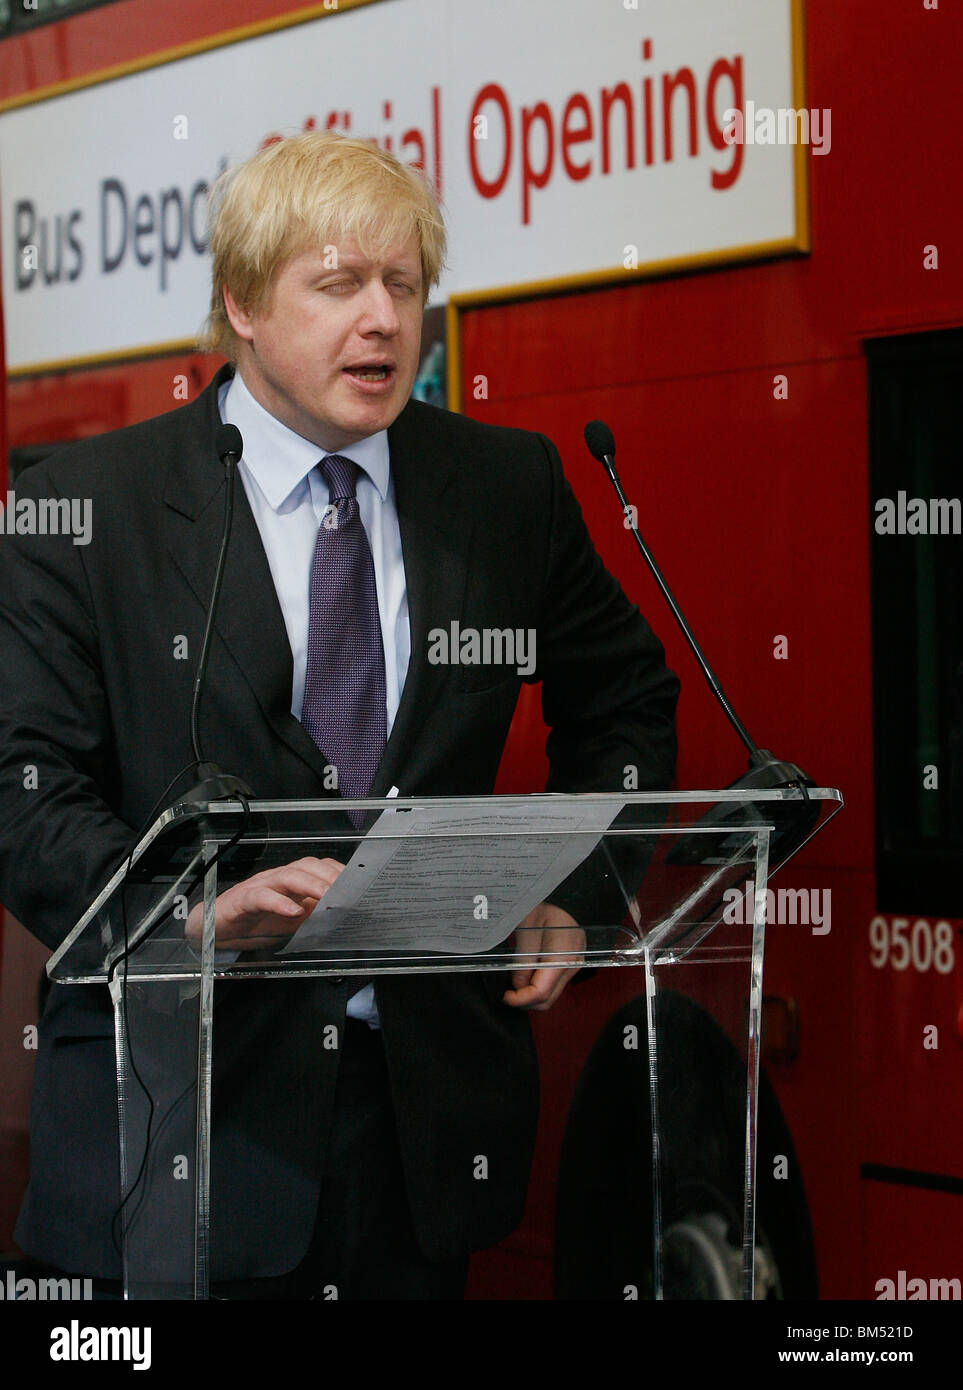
<box><xmin>224</xmin><ymin>235</ymin><xmax>424</xmax><ymax>451</ymax></box>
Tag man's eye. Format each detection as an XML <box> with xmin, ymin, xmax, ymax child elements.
<box><xmin>320</xmin><ymin>279</ymin><xmax>354</xmax><ymax>293</ymax></box>
<box><xmin>389</xmin><ymin>280</ymin><xmax>417</xmax><ymax>295</ymax></box>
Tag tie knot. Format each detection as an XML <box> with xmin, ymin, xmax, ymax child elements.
<box><xmin>320</xmin><ymin>454</ymin><xmax>359</xmax><ymax>503</ymax></box>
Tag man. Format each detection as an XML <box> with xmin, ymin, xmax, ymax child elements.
<box><xmin>0</xmin><ymin>133</ymin><xmax>679</xmax><ymax>1298</ymax></box>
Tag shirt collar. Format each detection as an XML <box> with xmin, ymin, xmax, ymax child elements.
<box><xmin>218</xmin><ymin>368</ymin><xmax>391</xmax><ymax>510</ymax></box>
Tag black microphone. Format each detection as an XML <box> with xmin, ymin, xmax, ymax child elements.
<box><xmin>179</xmin><ymin>423</ymin><xmax>255</xmax><ymax>807</ymax></box>
<box><xmin>583</xmin><ymin>418</ymin><xmax>815</xmax><ymax>802</ymax></box>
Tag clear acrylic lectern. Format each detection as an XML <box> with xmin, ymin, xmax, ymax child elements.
<box><xmin>48</xmin><ymin>787</ymin><xmax>842</xmax><ymax>1300</ymax></box>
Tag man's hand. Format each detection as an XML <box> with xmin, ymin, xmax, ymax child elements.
<box><xmin>502</xmin><ymin>903</ymin><xmax>585</xmax><ymax>1012</ymax></box>
<box><xmin>184</xmin><ymin>856</ymin><xmax>344</xmax><ymax>952</ymax></box>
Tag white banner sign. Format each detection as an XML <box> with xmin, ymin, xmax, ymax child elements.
<box><xmin>0</xmin><ymin>0</ymin><xmax>805</xmax><ymax>371</ymax></box>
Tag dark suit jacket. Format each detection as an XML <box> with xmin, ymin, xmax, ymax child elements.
<box><xmin>0</xmin><ymin>362</ymin><xmax>679</xmax><ymax>1279</ymax></box>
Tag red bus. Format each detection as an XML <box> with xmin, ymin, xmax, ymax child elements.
<box><xmin>1</xmin><ymin>0</ymin><xmax>960</xmax><ymax>1301</ymax></box>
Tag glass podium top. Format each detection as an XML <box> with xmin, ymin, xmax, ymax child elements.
<box><xmin>48</xmin><ymin>788</ymin><xmax>843</xmax><ymax>984</ymax></box>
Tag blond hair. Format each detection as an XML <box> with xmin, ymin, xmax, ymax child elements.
<box><xmin>201</xmin><ymin>131</ymin><xmax>447</xmax><ymax>359</ymax></box>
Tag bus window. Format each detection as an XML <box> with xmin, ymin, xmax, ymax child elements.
<box><xmin>868</xmin><ymin>327</ymin><xmax>963</xmax><ymax>916</ymax></box>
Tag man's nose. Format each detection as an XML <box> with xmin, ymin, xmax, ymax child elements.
<box><xmin>357</xmin><ymin>278</ymin><xmax>401</xmax><ymax>335</ymax></box>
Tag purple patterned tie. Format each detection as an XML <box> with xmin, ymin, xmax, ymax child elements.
<box><xmin>300</xmin><ymin>455</ymin><xmax>387</xmax><ymax>806</ymax></box>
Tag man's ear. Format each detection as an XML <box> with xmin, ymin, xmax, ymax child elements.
<box><xmin>222</xmin><ymin>285</ymin><xmax>255</xmax><ymax>343</ymax></box>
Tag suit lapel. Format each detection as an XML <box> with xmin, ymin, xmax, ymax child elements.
<box><xmin>160</xmin><ymin>372</ymin><xmax>471</xmax><ymax>802</ymax></box>
<box><xmin>370</xmin><ymin>401</ymin><xmax>471</xmax><ymax>796</ymax></box>
<box><xmin>162</xmin><ymin>366</ymin><xmax>332</xmax><ymax>786</ymax></box>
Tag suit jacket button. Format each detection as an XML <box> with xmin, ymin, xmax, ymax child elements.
<box><xmin>330</xmin><ymin>975</ymin><xmax>345</xmax><ymax>984</ymax></box>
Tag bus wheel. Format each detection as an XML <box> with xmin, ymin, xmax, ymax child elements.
<box><xmin>553</xmin><ymin>990</ymin><xmax>817</xmax><ymax>1300</ymax></box>
<box><xmin>662</xmin><ymin>1209</ymin><xmax>783</xmax><ymax>1299</ymax></box>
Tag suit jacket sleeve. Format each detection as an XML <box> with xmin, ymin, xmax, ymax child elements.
<box><xmin>532</xmin><ymin>433</ymin><xmax>680</xmax><ymax>922</ymax></box>
<box><xmin>0</xmin><ymin>462</ymin><xmax>137</xmax><ymax>952</ymax></box>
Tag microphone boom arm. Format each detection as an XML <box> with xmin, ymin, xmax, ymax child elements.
<box><xmin>599</xmin><ymin>452</ymin><xmax>762</xmax><ymax>764</ymax></box>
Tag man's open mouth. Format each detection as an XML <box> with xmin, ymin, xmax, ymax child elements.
<box><xmin>344</xmin><ymin>365</ymin><xmax>392</xmax><ymax>381</ymax></box>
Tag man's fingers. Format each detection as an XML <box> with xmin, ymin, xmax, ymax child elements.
<box><xmin>501</xmin><ymin>917</ymin><xmax>585</xmax><ymax>1009</ymax></box>
<box><xmin>234</xmin><ymin>885</ymin><xmax>309</xmax><ymax>922</ymax></box>
<box><xmin>511</xmin><ymin>924</ymin><xmax>543</xmax><ymax>990</ymax></box>
<box><xmin>503</xmin><ymin>966</ymin><xmax>579</xmax><ymax>1011</ymax></box>
<box><xmin>279</xmin><ymin>856</ymin><xmax>344</xmax><ymax>875</ymax></box>
<box><xmin>509</xmin><ymin>935</ymin><xmax>584</xmax><ymax>991</ymax></box>
<box><xmin>503</xmin><ymin>979</ymin><xmax>545</xmax><ymax>1008</ymax></box>
<box><xmin>249</xmin><ymin>862</ymin><xmax>342</xmax><ymax>899</ymax></box>
<box><xmin>218</xmin><ymin>860</ymin><xmax>343</xmax><ymax>928</ymax></box>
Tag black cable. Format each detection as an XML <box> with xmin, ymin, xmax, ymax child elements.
<box><xmin>190</xmin><ymin>456</ymin><xmax>236</xmax><ymax>765</ymax></box>
<box><xmin>107</xmin><ymin>776</ymin><xmax>252</xmax><ymax>1263</ymax></box>
<box><xmin>106</xmin><ymin>435</ymin><xmax>248</xmax><ymax>1263</ymax></box>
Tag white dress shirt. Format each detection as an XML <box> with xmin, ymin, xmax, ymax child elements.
<box><xmin>218</xmin><ymin>370</ymin><xmax>410</xmax><ymax>1026</ymax></box>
